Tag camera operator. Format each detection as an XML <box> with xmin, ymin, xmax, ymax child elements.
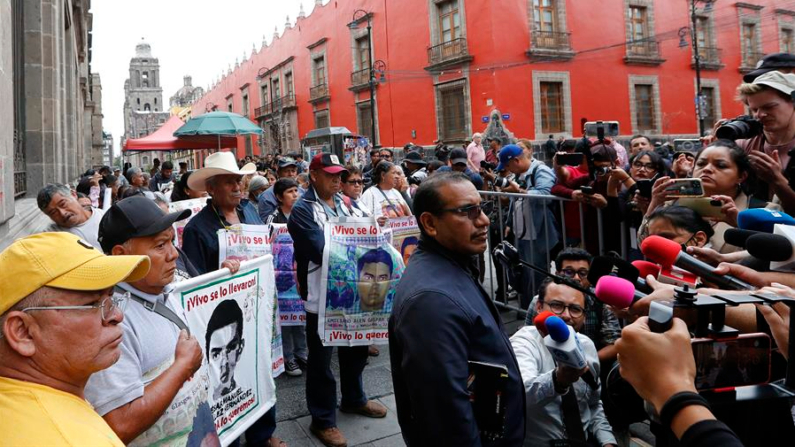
<box><xmin>497</xmin><ymin>141</ymin><xmax>560</xmax><ymax>307</ymax></box>
<box><xmin>401</xmin><ymin>150</ymin><xmax>428</xmax><ymax>191</ymax></box>
<box><xmin>733</xmin><ymin>71</ymin><xmax>795</xmax><ymax>215</ymax></box>
<box><xmin>615</xmin><ymin>317</ymin><xmax>743</xmax><ymax>446</ymax></box>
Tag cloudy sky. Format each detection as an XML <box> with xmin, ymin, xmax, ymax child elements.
<box><xmin>92</xmin><ymin>0</ymin><xmax>310</xmax><ymax>157</ymax></box>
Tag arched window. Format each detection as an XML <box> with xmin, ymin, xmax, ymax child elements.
<box><xmin>144</xmin><ymin>103</ymin><xmax>151</xmax><ymax>111</ymax></box>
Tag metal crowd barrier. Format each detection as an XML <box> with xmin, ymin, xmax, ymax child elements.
<box><xmin>478</xmin><ymin>190</ymin><xmax>629</xmax><ymax>317</ymax></box>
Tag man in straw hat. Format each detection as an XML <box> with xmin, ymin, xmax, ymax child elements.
<box><xmin>0</xmin><ymin>232</ymin><xmax>149</xmax><ymax>445</ymax></box>
<box><xmin>182</xmin><ymin>151</ymin><xmax>260</xmax><ymax>275</ymax></box>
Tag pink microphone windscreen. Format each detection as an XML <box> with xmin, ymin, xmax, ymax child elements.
<box><xmin>594</xmin><ymin>276</ymin><xmax>636</xmax><ymax>309</ymax></box>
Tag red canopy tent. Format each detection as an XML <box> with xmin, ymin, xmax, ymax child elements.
<box><xmin>123</xmin><ymin>115</ymin><xmax>238</xmax><ymax>151</ymax></box>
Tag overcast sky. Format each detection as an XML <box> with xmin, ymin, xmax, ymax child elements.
<box><xmin>92</xmin><ymin>0</ymin><xmax>309</xmax><ymax>157</ymax></box>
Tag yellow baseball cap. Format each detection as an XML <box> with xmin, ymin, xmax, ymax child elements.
<box><xmin>0</xmin><ymin>232</ymin><xmax>151</xmax><ymax>315</ymax></box>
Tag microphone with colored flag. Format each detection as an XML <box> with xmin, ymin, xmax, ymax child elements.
<box><xmin>640</xmin><ymin>235</ymin><xmax>754</xmax><ymax>291</ymax></box>
<box><xmin>543</xmin><ymin>315</ymin><xmax>599</xmax><ymax>390</ymax></box>
<box><xmin>737</xmin><ymin>208</ymin><xmax>795</xmax><ymax>233</ymax></box>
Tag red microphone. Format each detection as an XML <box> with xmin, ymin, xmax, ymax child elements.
<box><xmin>594</xmin><ymin>276</ymin><xmax>643</xmax><ymax>309</ymax></box>
<box><xmin>632</xmin><ymin>260</ymin><xmax>661</xmax><ymax>280</ymax></box>
<box><xmin>640</xmin><ymin>235</ymin><xmax>753</xmax><ymax>290</ymax></box>
<box><xmin>533</xmin><ymin>310</ymin><xmax>556</xmax><ymax>337</ymax></box>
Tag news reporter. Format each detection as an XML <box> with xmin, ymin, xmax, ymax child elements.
<box><xmin>645</xmin><ymin>140</ymin><xmax>777</xmax><ymax>253</ymax></box>
<box><xmin>615</xmin><ymin>318</ymin><xmax>743</xmax><ymax>446</ymax></box>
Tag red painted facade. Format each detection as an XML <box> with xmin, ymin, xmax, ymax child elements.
<box><xmin>191</xmin><ymin>0</ymin><xmax>793</xmax><ymax>160</ymax></box>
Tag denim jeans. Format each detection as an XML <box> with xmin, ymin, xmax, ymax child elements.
<box><xmin>305</xmin><ymin>312</ymin><xmax>369</xmax><ymax>428</ymax></box>
<box><xmin>229</xmin><ymin>406</ymin><xmax>276</xmax><ymax>445</ymax></box>
<box><xmin>282</xmin><ymin>325</ymin><xmax>308</xmax><ymax>362</ymax></box>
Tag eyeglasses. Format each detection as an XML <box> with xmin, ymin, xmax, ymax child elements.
<box><xmin>345</xmin><ymin>180</ymin><xmax>364</xmax><ymax>185</ymax></box>
<box><xmin>543</xmin><ymin>300</ymin><xmax>585</xmax><ymax>318</ymax></box>
<box><xmin>632</xmin><ymin>162</ymin><xmax>657</xmax><ymax>171</ymax></box>
<box><xmin>380</xmin><ymin>154</ymin><xmax>393</xmax><ymax>160</ymax></box>
<box><xmin>437</xmin><ymin>201</ymin><xmax>494</xmax><ymax>220</ymax></box>
<box><xmin>22</xmin><ymin>292</ymin><xmax>128</xmax><ymax>323</ymax></box>
<box><xmin>560</xmin><ymin>268</ymin><xmax>589</xmax><ymax>279</ymax></box>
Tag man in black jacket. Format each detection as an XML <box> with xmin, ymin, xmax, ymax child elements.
<box><xmin>389</xmin><ymin>172</ymin><xmax>525</xmax><ymax>446</ymax></box>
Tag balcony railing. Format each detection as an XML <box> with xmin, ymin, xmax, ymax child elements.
<box><xmin>627</xmin><ymin>39</ymin><xmax>660</xmax><ymax>57</ymax></box>
<box><xmin>427</xmin><ymin>38</ymin><xmax>470</xmax><ymax>66</ymax></box>
<box><xmin>624</xmin><ymin>38</ymin><xmax>665</xmax><ymax>65</ymax></box>
<box><xmin>254</xmin><ymin>93</ymin><xmax>297</xmax><ymax>119</ymax></box>
<box><xmin>350</xmin><ymin>67</ymin><xmax>372</xmax><ymax>88</ymax></box>
<box><xmin>694</xmin><ymin>46</ymin><xmax>722</xmax><ymax>70</ymax></box>
<box><xmin>531</xmin><ymin>30</ymin><xmax>572</xmax><ymax>51</ymax></box>
<box><xmin>309</xmin><ymin>83</ymin><xmax>330</xmax><ymax>102</ymax></box>
<box><xmin>741</xmin><ymin>50</ymin><xmax>765</xmax><ymax>69</ymax></box>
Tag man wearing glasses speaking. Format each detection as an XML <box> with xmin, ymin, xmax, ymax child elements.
<box><xmin>510</xmin><ymin>278</ymin><xmax>617</xmax><ymax>447</ymax></box>
<box><xmin>0</xmin><ymin>232</ymin><xmax>149</xmax><ymax>445</ymax></box>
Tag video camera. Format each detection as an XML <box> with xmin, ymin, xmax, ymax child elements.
<box><xmin>715</xmin><ymin>115</ymin><xmax>763</xmax><ymax>140</ymax></box>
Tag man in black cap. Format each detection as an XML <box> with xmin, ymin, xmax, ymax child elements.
<box><xmin>437</xmin><ymin>148</ymin><xmax>484</xmax><ymax>190</ymax></box>
<box><xmin>85</xmin><ymin>196</ymin><xmax>219</xmax><ymax>445</ymax></box>
<box><xmin>258</xmin><ymin>157</ymin><xmax>302</xmax><ymax>220</ymax></box>
<box><xmin>402</xmin><ymin>150</ymin><xmax>428</xmax><ymax>185</ymax></box>
<box><xmin>743</xmin><ymin>52</ymin><xmax>795</xmax><ymax>83</ymax></box>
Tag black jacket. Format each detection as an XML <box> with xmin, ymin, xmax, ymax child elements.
<box><xmin>389</xmin><ymin>238</ymin><xmax>525</xmax><ymax>446</ymax></box>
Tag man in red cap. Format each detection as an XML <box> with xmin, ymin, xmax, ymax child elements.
<box><xmin>288</xmin><ymin>153</ymin><xmax>388</xmax><ymax>447</ymax></box>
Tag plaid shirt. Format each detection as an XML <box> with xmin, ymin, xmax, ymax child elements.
<box><xmin>524</xmin><ymin>295</ymin><xmax>621</xmax><ymax>351</ymax></box>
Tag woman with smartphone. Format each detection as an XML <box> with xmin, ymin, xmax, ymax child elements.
<box><xmin>643</xmin><ymin>140</ymin><xmax>778</xmax><ymax>253</ymax></box>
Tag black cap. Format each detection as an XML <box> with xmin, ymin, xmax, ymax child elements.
<box><xmin>743</xmin><ymin>53</ymin><xmax>795</xmax><ymax>83</ymax></box>
<box><xmin>403</xmin><ymin>151</ymin><xmax>427</xmax><ymax>165</ymax></box>
<box><xmin>278</xmin><ymin>157</ymin><xmax>298</xmax><ymax>169</ymax></box>
<box><xmin>98</xmin><ymin>196</ymin><xmax>191</xmax><ymax>254</ymax></box>
<box><xmin>449</xmin><ymin>148</ymin><xmax>468</xmax><ymax>165</ymax></box>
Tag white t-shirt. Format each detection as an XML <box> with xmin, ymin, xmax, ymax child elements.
<box><xmin>359</xmin><ymin>187</ymin><xmax>410</xmax><ymax>219</ymax></box>
<box><xmin>48</xmin><ymin>207</ymin><xmax>105</xmax><ymax>250</ymax></box>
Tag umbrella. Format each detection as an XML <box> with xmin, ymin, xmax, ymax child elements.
<box><xmin>173</xmin><ymin>111</ymin><xmax>263</xmax><ymax>152</ymax></box>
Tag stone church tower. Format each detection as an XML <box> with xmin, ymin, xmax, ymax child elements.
<box><xmin>122</xmin><ymin>40</ymin><xmax>170</xmax><ymax>168</ymax></box>
<box><xmin>123</xmin><ymin>40</ymin><xmax>169</xmax><ymax>141</ymax></box>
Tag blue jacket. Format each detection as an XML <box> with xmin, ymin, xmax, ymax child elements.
<box><xmin>258</xmin><ymin>185</ymin><xmax>306</xmax><ymax>222</ymax></box>
<box><xmin>389</xmin><ymin>238</ymin><xmax>525</xmax><ymax>446</ymax></box>
<box><xmin>181</xmin><ymin>198</ymin><xmax>263</xmax><ymax>275</ymax></box>
<box><xmin>437</xmin><ymin>166</ymin><xmax>485</xmax><ymax>190</ymax></box>
<box><xmin>511</xmin><ymin>158</ymin><xmax>559</xmax><ymax>249</ymax></box>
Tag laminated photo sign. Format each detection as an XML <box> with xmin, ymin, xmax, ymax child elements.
<box><xmin>319</xmin><ymin>217</ymin><xmax>405</xmax><ymax>346</ymax></box>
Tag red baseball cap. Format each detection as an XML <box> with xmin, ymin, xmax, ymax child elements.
<box><xmin>309</xmin><ymin>153</ymin><xmax>347</xmax><ymax>174</ymax></box>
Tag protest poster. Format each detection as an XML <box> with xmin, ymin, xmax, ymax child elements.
<box><xmin>169</xmin><ymin>198</ymin><xmax>207</xmax><ymax>248</ymax></box>
<box><xmin>217</xmin><ymin>224</ymin><xmax>271</xmax><ymax>266</ymax></box>
<box><xmin>319</xmin><ymin>217</ymin><xmax>405</xmax><ymax>346</ymax></box>
<box><xmin>387</xmin><ymin>216</ymin><xmax>420</xmax><ymax>266</ymax></box>
<box><xmin>172</xmin><ymin>256</ymin><xmax>277</xmax><ymax>446</ymax></box>
<box><xmin>217</xmin><ymin>224</ymin><xmax>285</xmax><ymax>378</ymax></box>
<box><xmin>270</xmin><ymin>224</ymin><xmax>305</xmax><ymax>326</ymax></box>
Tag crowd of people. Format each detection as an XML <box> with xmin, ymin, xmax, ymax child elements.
<box><xmin>3</xmin><ymin>52</ymin><xmax>795</xmax><ymax>447</ymax></box>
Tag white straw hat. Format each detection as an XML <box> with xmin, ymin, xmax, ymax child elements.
<box><xmin>188</xmin><ymin>152</ymin><xmax>256</xmax><ymax>191</ymax></box>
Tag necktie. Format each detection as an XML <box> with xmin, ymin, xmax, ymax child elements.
<box><xmin>560</xmin><ymin>385</ymin><xmax>587</xmax><ymax>447</ymax></box>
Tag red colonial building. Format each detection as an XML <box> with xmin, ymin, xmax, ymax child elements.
<box><xmin>190</xmin><ymin>0</ymin><xmax>795</xmax><ymax>160</ymax></box>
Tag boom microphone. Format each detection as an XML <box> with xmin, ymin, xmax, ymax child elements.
<box><xmin>724</xmin><ymin>228</ymin><xmax>761</xmax><ymax>248</ymax></box>
<box><xmin>746</xmin><ymin>233</ymin><xmax>793</xmax><ymax>262</ymax></box>
<box><xmin>640</xmin><ymin>235</ymin><xmax>754</xmax><ymax>291</ymax></box>
<box><xmin>543</xmin><ymin>316</ymin><xmax>599</xmax><ymax>390</ymax></box>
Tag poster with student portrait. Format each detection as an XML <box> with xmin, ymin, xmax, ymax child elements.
<box><xmin>387</xmin><ymin>216</ymin><xmax>421</xmax><ymax>266</ymax></box>
<box><xmin>169</xmin><ymin>198</ymin><xmax>208</xmax><ymax>248</ymax></box>
<box><xmin>217</xmin><ymin>224</ymin><xmax>284</xmax><ymax>378</ymax></box>
<box><xmin>319</xmin><ymin>217</ymin><xmax>405</xmax><ymax>346</ymax></box>
<box><xmin>173</xmin><ymin>256</ymin><xmax>277</xmax><ymax>447</ymax></box>
<box><xmin>270</xmin><ymin>224</ymin><xmax>305</xmax><ymax>326</ymax></box>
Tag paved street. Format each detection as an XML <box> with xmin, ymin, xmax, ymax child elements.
<box><xmin>270</xmin><ymin>307</ymin><xmax>656</xmax><ymax>446</ymax></box>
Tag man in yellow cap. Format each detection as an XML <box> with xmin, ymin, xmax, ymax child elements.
<box><xmin>0</xmin><ymin>232</ymin><xmax>150</xmax><ymax>446</ymax></box>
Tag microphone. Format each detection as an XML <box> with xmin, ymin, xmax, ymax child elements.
<box><xmin>533</xmin><ymin>310</ymin><xmax>556</xmax><ymax>337</ymax></box>
<box><xmin>587</xmin><ymin>256</ymin><xmax>639</xmax><ymax>285</ymax></box>
<box><xmin>747</xmin><ymin>224</ymin><xmax>795</xmax><ymax>272</ymax></box>
<box><xmin>594</xmin><ymin>275</ymin><xmax>645</xmax><ymax>309</ymax></box>
<box><xmin>737</xmin><ymin>208</ymin><xmax>795</xmax><ymax>233</ymax></box>
<box><xmin>640</xmin><ymin>235</ymin><xmax>754</xmax><ymax>291</ymax></box>
<box><xmin>631</xmin><ymin>260</ymin><xmax>660</xmax><ymax>294</ymax></box>
<box><xmin>724</xmin><ymin>228</ymin><xmax>762</xmax><ymax>248</ymax></box>
<box><xmin>543</xmin><ymin>316</ymin><xmax>599</xmax><ymax>390</ymax></box>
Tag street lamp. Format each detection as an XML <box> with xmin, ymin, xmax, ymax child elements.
<box><xmin>682</xmin><ymin>0</ymin><xmax>714</xmax><ymax>137</ymax></box>
<box><xmin>349</xmin><ymin>9</ymin><xmax>377</xmax><ymax>147</ymax></box>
